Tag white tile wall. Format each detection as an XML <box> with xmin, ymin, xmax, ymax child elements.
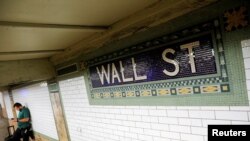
<box><xmin>3</xmin><ymin>91</ymin><xmax>13</xmax><ymax>119</ymax></box>
<box><xmin>245</xmin><ymin>69</ymin><xmax>250</xmax><ymax>80</ymax></box>
<box><xmin>12</xmin><ymin>83</ymin><xmax>59</xmax><ymax>140</ymax></box>
<box><xmin>57</xmin><ymin>40</ymin><xmax>250</xmax><ymax>141</ymax></box>
<box><xmin>244</xmin><ymin>58</ymin><xmax>250</xmax><ymax>69</ymax></box>
<box><xmin>215</xmin><ymin>111</ymin><xmax>248</xmax><ymax>121</ymax></box>
<box><xmin>242</xmin><ymin>46</ymin><xmax>250</xmax><ymax>58</ymax></box>
<box><xmin>59</xmin><ymin>75</ymin><xmax>250</xmax><ymax>141</ymax></box>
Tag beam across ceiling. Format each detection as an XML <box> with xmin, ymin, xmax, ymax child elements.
<box><xmin>0</xmin><ymin>59</ymin><xmax>55</xmax><ymax>87</ymax></box>
<box><xmin>0</xmin><ymin>21</ymin><xmax>108</xmax><ymax>31</ymax></box>
<box><xmin>0</xmin><ymin>50</ymin><xmax>64</xmax><ymax>55</ymax></box>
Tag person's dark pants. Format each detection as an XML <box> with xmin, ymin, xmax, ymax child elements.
<box><xmin>12</xmin><ymin>128</ymin><xmax>30</xmax><ymax>141</ymax></box>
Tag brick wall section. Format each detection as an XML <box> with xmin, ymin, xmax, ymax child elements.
<box><xmin>12</xmin><ymin>83</ymin><xmax>59</xmax><ymax>140</ymax></box>
<box><xmin>59</xmin><ymin>72</ymin><xmax>250</xmax><ymax>141</ymax></box>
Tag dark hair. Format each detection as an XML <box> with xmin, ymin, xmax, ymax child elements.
<box><xmin>13</xmin><ymin>103</ymin><xmax>22</xmax><ymax>108</ymax></box>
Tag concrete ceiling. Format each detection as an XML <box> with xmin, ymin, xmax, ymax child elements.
<box><xmin>50</xmin><ymin>0</ymin><xmax>219</xmax><ymax>65</ymax></box>
<box><xmin>0</xmin><ymin>0</ymin><xmax>158</xmax><ymax>61</ymax></box>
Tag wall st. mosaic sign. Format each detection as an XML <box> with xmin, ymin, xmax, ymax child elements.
<box><xmin>90</xmin><ymin>34</ymin><xmax>217</xmax><ymax>88</ymax></box>
<box><xmin>84</xmin><ymin>20</ymin><xmax>236</xmax><ymax>105</ymax></box>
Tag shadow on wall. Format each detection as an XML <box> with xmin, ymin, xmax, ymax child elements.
<box><xmin>0</xmin><ymin>118</ymin><xmax>9</xmax><ymax>141</ymax></box>
<box><xmin>0</xmin><ymin>104</ymin><xmax>10</xmax><ymax>141</ymax></box>
<box><xmin>0</xmin><ymin>104</ymin><xmax>2</xmax><ymax>117</ymax></box>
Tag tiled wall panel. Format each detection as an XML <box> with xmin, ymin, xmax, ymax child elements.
<box><xmin>12</xmin><ymin>83</ymin><xmax>59</xmax><ymax>140</ymax></box>
<box><xmin>59</xmin><ymin>73</ymin><xmax>250</xmax><ymax>141</ymax></box>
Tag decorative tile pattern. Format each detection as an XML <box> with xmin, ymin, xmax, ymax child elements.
<box><xmin>126</xmin><ymin>91</ymin><xmax>135</xmax><ymax>97</ymax></box>
<box><xmin>224</xmin><ymin>6</ymin><xmax>249</xmax><ymax>32</ymax></box>
<box><xmin>193</xmin><ymin>86</ymin><xmax>201</xmax><ymax>94</ymax></box>
<box><xmin>114</xmin><ymin>92</ymin><xmax>122</xmax><ymax>98</ymax></box>
<box><xmin>141</xmin><ymin>90</ymin><xmax>151</xmax><ymax>97</ymax></box>
<box><xmin>202</xmin><ymin>85</ymin><xmax>220</xmax><ymax>93</ymax></box>
<box><xmin>157</xmin><ymin>89</ymin><xmax>170</xmax><ymax>96</ymax></box>
<box><xmin>221</xmin><ymin>84</ymin><xmax>230</xmax><ymax>92</ymax></box>
<box><xmin>178</xmin><ymin>87</ymin><xmax>192</xmax><ymax>95</ymax></box>
<box><xmin>103</xmin><ymin>93</ymin><xmax>110</xmax><ymax>98</ymax></box>
<box><xmin>90</xmin><ymin>83</ymin><xmax>229</xmax><ymax>99</ymax></box>
<box><xmin>86</xmin><ymin>20</ymin><xmax>231</xmax><ymax>100</ymax></box>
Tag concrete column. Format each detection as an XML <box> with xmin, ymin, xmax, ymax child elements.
<box><xmin>8</xmin><ymin>89</ymin><xmax>17</xmax><ymax>119</ymax></box>
<box><xmin>8</xmin><ymin>89</ymin><xmax>17</xmax><ymax>128</ymax></box>
<box><xmin>48</xmin><ymin>82</ymin><xmax>70</xmax><ymax>141</ymax></box>
<box><xmin>0</xmin><ymin>91</ymin><xmax>9</xmax><ymax>119</ymax></box>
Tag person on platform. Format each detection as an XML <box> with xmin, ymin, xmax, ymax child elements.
<box><xmin>11</xmin><ymin>103</ymin><xmax>34</xmax><ymax>141</ymax></box>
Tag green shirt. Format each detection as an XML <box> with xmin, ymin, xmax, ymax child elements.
<box><xmin>17</xmin><ymin>107</ymin><xmax>31</xmax><ymax>129</ymax></box>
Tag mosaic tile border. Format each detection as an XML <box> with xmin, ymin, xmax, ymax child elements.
<box><xmin>86</xmin><ymin>19</ymin><xmax>231</xmax><ymax>100</ymax></box>
<box><xmin>91</xmin><ymin>84</ymin><xmax>230</xmax><ymax>99</ymax></box>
